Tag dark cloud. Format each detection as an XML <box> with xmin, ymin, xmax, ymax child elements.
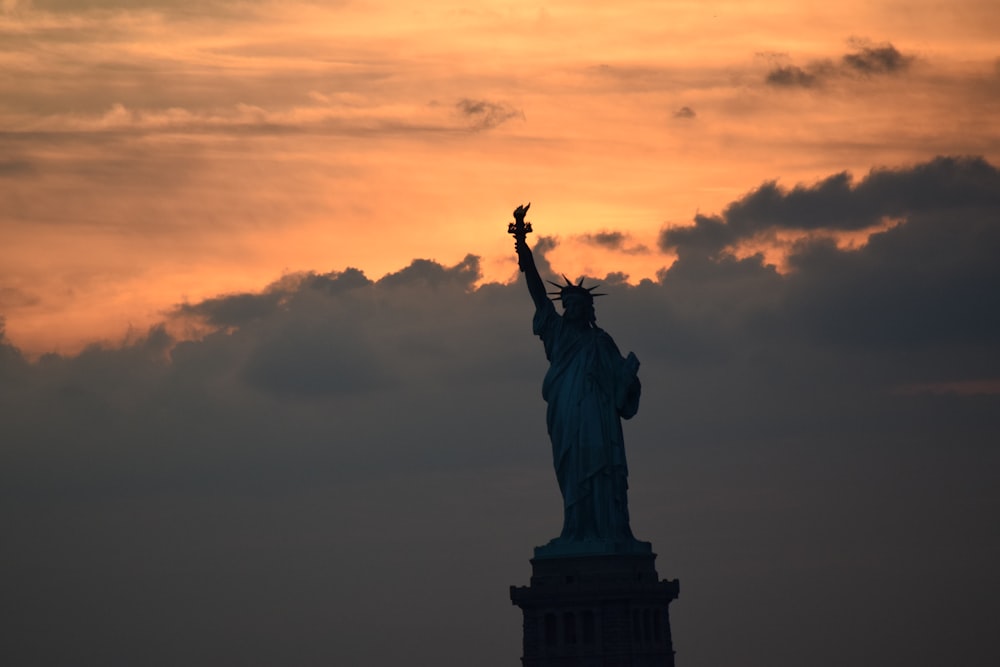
<box><xmin>580</xmin><ymin>230</ymin><xmax>627</xmax><ymax>249</ymax></box>
<box><xmin>455</xmin><ymin>98</ymin><xmax>525</xmax><ymax>130</ymax></box>
<box><xmin>0</xmin><ymin>159</ymin><xmax>35</xmax><ymax>177</ymax></box>
<box><xmin>376</xmin><ymin>253</ymin><xmax>481</xmax><ymax>289</ymax></box>
<box><xmin>781</xmin><ymin>211</ymin><xmax>1000</xmax><ymax>350</ymax></box>
<box><xmin>529</xmin><ymin>234</ymin><xmax>559</xmax><ymax>277</ymax></box>
<box><xmin>601</xmin><ymin>271</ymin><xmax>630</xmax><ymax>286</ymax></box>
<box><xmin>306</xmin><ymin>267</ymin><xmax>372</xmax><ymax>294</ymax></box>
<box><xmin>842</xmin><ymin>42</ymin><xmax>913</xmax><ymax>75</ymax></box>
<box><xmin>175</xmin><ymin>270</ymin><xmax>375</xmax><ymax>330</ymax></box>
<box><xmin>659</xmin><ymin>213</ymin><xmax>737</xmax><ymax>257</ymax></box>
<box><xmin>241</xmin><ymin>322</ymin><xmax>388</xmax><ymax>398</ymax></box>
<box><xmin>725</xmin><ymin>171</ymin><xmax>864</xmax><ymax>231</ymax></box>
<box><xmin>175</xmin><ymin>291</ymin><xmax>285</xmax><ymax>328</ymax></box>
<box><xmin>0</xmin><ymin>286</ymin><xmax>41</xmax><ymax>309</ymax></box>
<box><xmin>765</xmin><ymin>65</ymin><xmax>820</xmax><ymax>88</ymax></box>
<box><xmin>0</xmin><ymin>318</ymin><xmax>29</xmax><ymax>379</ymax></box>
<box><xmin>673</xmin><ymin>106</ymin><xmax>696</xmax><ymax>118</ymax></box>
<box><xmin>578</xmin><ymin>231</ymin><xmax>650</xmax><ymax>254</ymax></box>
<box><xmin>2</xmin><ymin>157</ymin><xmax>998</xmax><ymax>666</ymax></box>
<box><xmin>764</xmin><ymin>40</ymin><xmax>913</xmax><ymax>88</ymax></box>
<box><xmin>25</xmin><ymin>0</ymin><xmax>268</xmax><ymax>14</ymax></box>
<box><xmin>661</xmin><ymin>155</ymin><xmax>1000</xmax><ymax>254</ymax></box>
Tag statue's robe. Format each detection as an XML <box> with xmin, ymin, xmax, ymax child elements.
<box><xmin>534</xmin><ymin>298</ymin><xmax>641</xmax><ymax>544</ymax></box>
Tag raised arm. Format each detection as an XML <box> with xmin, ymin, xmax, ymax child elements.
<box><xmin>512</xmin><ymin>205</ymin><xmax>549</xmax><ymax>310</ymax></box>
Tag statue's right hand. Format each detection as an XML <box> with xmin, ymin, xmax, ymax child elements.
<box><xmin>513</xmin><ymin>202</ymin><xmax>530</xmax><ymax>222</ymax></box>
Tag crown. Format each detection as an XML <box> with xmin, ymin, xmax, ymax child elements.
<box><xmin>546</xmin><ymin>275</ymin><xmax>607</xmax><ymax>302</ymax></box>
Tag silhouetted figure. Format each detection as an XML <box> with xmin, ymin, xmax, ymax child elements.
<box><xmin>511</xmin><ymin>204</ymin><xmax>646</xmax><ymax>554</ymax></box>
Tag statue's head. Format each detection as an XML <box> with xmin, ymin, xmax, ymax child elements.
<box><xmin>549</xmin><ymin>276</ymin><xmax>603</xmax><ymax>325</ymax></box>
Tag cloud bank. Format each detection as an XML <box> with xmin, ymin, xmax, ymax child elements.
<box><xmin>765</xmin><ymin>40</ymin><xmax>915</xmax><ymax>88</ymax></box>
<box><xmin>2</xmin><ymin>156</ymin><xmax>998</xmax><ymax>666</ymax></box>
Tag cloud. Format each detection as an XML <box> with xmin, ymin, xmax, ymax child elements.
<box><xmin>455</xmin><ymin>98</ymin><xmax>525</xmax><ymax>130</ymax></box>
<box><xmin>659</xmin><ymin>213</ymin><xmax>737</xmax><ymax>257</ymax></box>
<box><xmin>578</xmin><ymin>230</ymin><xmax>650</xmax><ymax>255</ymax></box>
<box><xmin>0</xmin><ymin>286</ymin><xmax>41</xmax><ymax>309</ymax></box>
<box><xmin>580</xmin><ymin>230</ymin><xmax>627</xmax><ymax>249</ymax></box>
<box><xmin>673</xmin><ymin>106</ymin><xmax>696</xmax><ymax>118</ymax></box>
<box><xmin>240</xmin><ymin>317</ymin><xmax>390</xmax><ymax>398</ymax></box>
<box><xmin>529</xmin><ymin>234</ymin><xmax>559</xmax><ymax>277</ymax></box>
<box><xmin>779</xmin><ymin>209</ymin><xmax>1000</xmax><ymax>350</ymax></box>
<box><xmin>169</xmin><ymin>257</ymin><xmax>485</xmax><ymax>399</ymax></box>
<box><xmin>0</xmin><ymin>159</ymin><xmax>35</xmax><ymax>177</ymax></box>
<box><xmin>895</xmin><ymin>379</ymin><xmax>1000</xmax><ymax>396</ymax></box>
<box><xmin>661</xmin><ymin>155</ymin><xmax>1000</xmax><ymax>254</ymax></box>
<box><xmin>376</xmin><ymin>254</ymin><xmax>481</xmax><ymax>289</ymax></box>
<box><xmin>13</xmin><ymin>98</ymin><xmax>506</xmax><ymax>138</ymax></box>
<box><xmin>3</xmin><ymin>145</ymin><xmax>999</xmax><ymax>667</ymax></box>
<box><xmin>765</xmin><ymin>65</ymin><xmax>821</xmax><ymax>88</ymax></box>
<box><xmin>175</xmin><ymin>290</ymin><xmax>287</xmax><ymax>328</ymax></box>
<box><xmin>22</xmin><ymin>0</ymin><xmax>267</xmax><ymax>14</ymax></box>
<box><xmin>764</xmin><ymin>40</ymin><xmax>913</xmax><ymax>88</ymax></box>
<box><xmin>0</xmin><ymin>317</ymin><xmax>28</xmax><ymax>374</ymax></box>
<box><xmin>842</xmin><ymin>41</ymin><xmax>913</xmax><ymax>75</ymax></box>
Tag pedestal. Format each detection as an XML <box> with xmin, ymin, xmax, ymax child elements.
<box><xmin>510</xmin><ymin>552</ymin><xmax>679</xmax><ymax>666</ymax></box>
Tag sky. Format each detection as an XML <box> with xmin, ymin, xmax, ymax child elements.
<box><xmin>1</xmin><ymin>1</ymin><xmax>999</xmax><ymax>666</ymax></box>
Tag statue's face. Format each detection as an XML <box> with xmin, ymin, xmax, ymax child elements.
<box><xmin>562</xmin><ymin>294</ymin><xmax>596</xmax><ymax>324</ymax></box>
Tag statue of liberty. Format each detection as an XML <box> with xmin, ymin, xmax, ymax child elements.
<box><xmin>509</xmin><ymin>204</ymin><xmax>650</xmax><ymax>556</ymax></box>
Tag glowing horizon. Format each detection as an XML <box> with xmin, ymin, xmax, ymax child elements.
<box><xmin>2</xmin><ymin>0</ymin><xmax>998</xmax><ymax>355</ymax></box>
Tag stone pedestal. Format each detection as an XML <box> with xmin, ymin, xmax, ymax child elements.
<box><xmin>510</xmin><ymin>552</ymin><xmax>679</xmax><ymax>666</ymax></box>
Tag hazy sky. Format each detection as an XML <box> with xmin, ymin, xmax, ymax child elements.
<box><xmin>2</xmin><ymin>2</ymin><xmax>999</xmax><ymax>666</ymax></box>
<box><xmin>2</xmin><ymin>0</ymin><xmax>999</xmax><ymax>352</ymax></box>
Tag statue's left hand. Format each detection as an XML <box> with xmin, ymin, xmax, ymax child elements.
<box><xmin>616</xmin><ymin>352</ymin><xmax>641</xmax><ymax>417</ymax></box>
<box><xmin>624</xmin><ymin>351</ymin><xmax>640</xmax><ymax>375</ymax></box>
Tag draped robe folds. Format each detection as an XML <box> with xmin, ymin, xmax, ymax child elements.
<box><xmin>533</xmin><ymin>298</ymin><xmax>641</xmax><ymax>545</ymax></box>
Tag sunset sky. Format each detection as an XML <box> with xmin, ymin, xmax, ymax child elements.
<box><xmin>2</xmin><ymin>0</ymin><xmax>998</xmax><ymax>353</ymax></box>
<box><xmin>2</xmin><ymin>2</ymin><xmax>999</xmax><ymax>666</ymax></box>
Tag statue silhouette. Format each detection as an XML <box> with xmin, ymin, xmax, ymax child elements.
<box><xmin>511</xmin><ymin>204</ymin><xmax>648</xmax><ymax>555</ymax></box>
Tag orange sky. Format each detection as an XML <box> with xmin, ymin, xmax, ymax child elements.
<box><xmin>1</xmin><ymin>0</ymin><xmax>998</xmax><ymax>355</ymax></box>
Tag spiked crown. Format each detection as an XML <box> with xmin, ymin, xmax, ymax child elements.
<box><xmin>547</xmin><ymin>275</ymin><xmax>606</xmax><ymax>303</ymax></box>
